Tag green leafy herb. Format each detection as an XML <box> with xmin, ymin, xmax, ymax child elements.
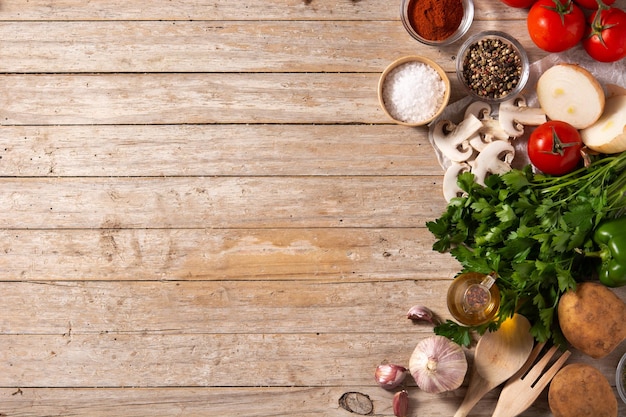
<box><xmin>430</xmin><ymin>153</ymin><xmax>626</xmax><ymax>347</ymax></box>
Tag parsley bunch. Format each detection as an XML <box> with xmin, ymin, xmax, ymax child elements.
<box><xmin>428</xmin><ymin>152</ymin><xmax>626</xmax><ymax>347</ymax></box>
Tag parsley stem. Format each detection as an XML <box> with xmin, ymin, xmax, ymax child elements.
<box><xmin>534</xmin><ymin>152</ymin><xmax>626</xmax><ymax>215</ymax></box>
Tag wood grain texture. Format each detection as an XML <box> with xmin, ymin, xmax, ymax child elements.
<box><xmin>1</xmin><ymin>0</ymin><xmax>625</xmax><ymax>415</ymax></box>
<box><xmin>0</xmin><ymin>124</ymin><xmax>441</xmax><ymax>177</ymax></box>
<box><xmin>0</xmin><ymin>280</ymin><xmax>455</xmax><ymax>334</ymax></box>
<box><xmin>0</xmin><ymin>229</ymin><xmax>457</xmax><ymax>281</ymax></box>
<box><xmin>0</xmin><ymin>73</ymin><xmax>492</xmax><ymax>125</ymax></box>
<box><xmin>0</xmin><ymin>20</ymin><xmax>544</xmax><ymax>73</ymax></box>
<box><xmin>0</xmin><ymin>0</ymin><xmax>530</xmax><ymax>21</ymax></box>
<box><xmin>0</xmin><ymin>177</ymin><xmax>444</xmax><ymax>228</ymax></box>
<box><xmin>0</xmin><ymin>387</ymin><xmax>542</xmax><ymax>417</ymax></box>
<box><xmin>2</xmin><ymin>331</ymin><xmax>623</xmax><ymax>388</ymax></box>
<box><xmin>0</xmin><ymin>73</ymin><xmax>390</xmax><ymax>125</ymax></box>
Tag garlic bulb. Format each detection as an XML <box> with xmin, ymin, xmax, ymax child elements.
<box><xmin>409</xmin><ymin>335</ymin><xmax>467</xmax><ymax>394</ymax></box>
<box><xmin>374</xmin><ymin>364</ymin><xmax>407</xmax><ymax>390</ymax></box>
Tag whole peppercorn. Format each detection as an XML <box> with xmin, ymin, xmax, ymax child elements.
<box><xmin>462</xmin><ymin>38</ymin><xmax>522</xmax><ymax>100</ymax></box>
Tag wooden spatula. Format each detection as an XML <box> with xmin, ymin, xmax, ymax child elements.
<box><xmin>453</xmin><ymin>314</ymin><xmax>534</xmax><ymax>417</ymax></box>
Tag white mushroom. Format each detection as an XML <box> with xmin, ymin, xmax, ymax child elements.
<box><xmin>470</xmin><ymin>140</ymin><xmax>515</xmax><ymax>186</ymax></box>
<box><xmin>498</xmin><ymin>95</ymin><xmax>547</xmax><ymax>138</ymax></box>
<box><xmin>464</xmin><ymin>101</ymin><xmax>510</xmax><ymax>151</ymax></box>
<box><xmin>443</xmin><ymin>162</ymin><xmax>471</xmax><ymax>202</ymax></box>
<box><xmin>464</xmin><ymin>101</ymin><xmax>492</xmax><ymax>121</ymax></box>
<box><xmin>432</xmin><ymin>114</ymin><xmax>483</xmax><ymax>162</ymax></box>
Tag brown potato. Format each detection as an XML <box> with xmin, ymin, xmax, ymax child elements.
<box><xmin>557</xmin><ymin>282</ymin><xmax>626</xmax><ymax>359</ymax></box>
<box><xmin>548</xmin><ymin>363</ymin><xmax>617</xmax><ymax>417</ymax></box>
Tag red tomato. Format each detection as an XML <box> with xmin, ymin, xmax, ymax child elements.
<box><xmin>574</xmin><ymin>0</ymin><xmax>615</xmax><ymax>9</ymax></box>
<box><xmin>583</xmin><ymin>7</ymin><xmax>626</xmax><ymax>62</ymax></box>
<box><xmin>528</xmin><ymin>121</ymin><xmax>583</xmax><ymax>176</ymax></box>
<box><xmin>527</xmin><ymin>0</ymin><xmax>586</xmax><ymax>52</ymax></box>
<box><xmin>499</xmin><ymin>0</ymin><xmax>538</xmax><ymax>7</ymax></box>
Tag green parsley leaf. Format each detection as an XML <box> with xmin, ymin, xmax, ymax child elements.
<box><xmin>434</xmin><ymin>320</ymin><xmax>472</xmax><ymax>347</ymax></box>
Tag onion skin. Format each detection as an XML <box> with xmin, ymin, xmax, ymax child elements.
<box><xmin>409</xmin><ymin>335</ymin><xmax>468</xmax><ymax>394</ymax></box>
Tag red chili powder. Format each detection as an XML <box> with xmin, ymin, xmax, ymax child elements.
<box><xmin>408</xmin><ymin>0</ymin><xmax>464</xmax><ymax>41</ymax></box>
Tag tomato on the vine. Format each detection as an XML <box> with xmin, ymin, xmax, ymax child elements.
<box><xmin>527</xmin><ymin>0</ymin><xmax>586</xmax><ymax>52</ymax></box>
<box><xmin>528</xmin><ymin>121</ymin><xmax>583</xmax><ymax>176</ymax></box>
<box><xmin>499</xmin><ymin>0</ymin><xmax>538</xmax><ymax>7</ymax></box>
<box><xmin>574</xmin><ymin>0</ymin><xmax>615</xmax><ymax>9</ymax></box>
<box><xmin>583</xmin><ymin>7</ymin><xmax>626</xmax><ymax>63</ymax></box>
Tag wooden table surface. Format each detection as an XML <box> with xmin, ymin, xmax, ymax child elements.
<box><xmin>1</xmin><ymin>0</ymin><xmax>625</xmax><ymax>415</ymax></box>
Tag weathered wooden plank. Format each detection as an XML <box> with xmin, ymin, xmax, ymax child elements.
<box><xmin>0</xmin><ymin>280</ymin><xmax>457</xmax><ymax>334</ymax></box>
<box><xmin>4</xmin><ymin>386</ymin><xmax>624</xmax><ymax>417</ymax></box>
<box><xmin>0</xmin><ymin>20</ymin><xmax>544</xmax><ymax>73</ymax></box>
<box><xmin>0</xmin><ymin>387</ymin><xmax>564</xmax><ymax>417</ymax></box>
<box><xmin>0</xmin><ymin>332</ymin><xmax>424</xmax><ymax>387</ymax></box>
<box><xmin>0</xmin><ymin>177</ymin><xmax>446</xmax><ymax>228</ymax></box>
<box><xmin>0</xmin><ymin>73</ymin><xmax>484</xmax><ymax>125</ymax></box>
<box><xmin>0</xmin><ymin>124</ymin><xmax>442</xmax><ymax>177</ymax></box>
<box><xmin>5</xmin><ymin>278</ymin><xmax>621</xmax><ymax>336</ymax></box>
<box><xmin>0</xmin><ymin>73</ymin><xmax>387</xmax><ymax>125</ymax></box>
<box><xmin>0</xmin><ymin>387</ymin><xmax>432</xmax><ymax>417</ymax></box>
<box><xmin>0</xmin><ymin>0</ymin><xmax>534</xmax><ymax>21</ymax></box>
<box><xmin>1</xmin><ymin>332</ymin><xmax>623</xmax><ymax>388</ymax></box>
<box><xmin>0</xmin><ymin>228</ymin><xmax>455</xmax><ymax>281</ymax></box>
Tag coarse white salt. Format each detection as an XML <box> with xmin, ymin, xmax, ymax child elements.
<box><xmin>382</xmin><ymin>61</ymin><xmax>446</xmax><ymax>124</ymax></box>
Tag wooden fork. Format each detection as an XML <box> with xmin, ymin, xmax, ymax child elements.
<box><xmin>491</xmin><ymin>342</ymin><xmax>571</xmax><ymax>417</ymax></box>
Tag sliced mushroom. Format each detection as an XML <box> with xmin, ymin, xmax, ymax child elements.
<box><xmin>443</xmin><ymin>162</ymin><xmax>471</xmax><ymax>202</ymax></box>
<box><xmin>464</xmin><ymin>101</ymin><xmax>510</xmax><ymax>151</ymax></box>
<box><xmin>464</xmin><ymin>101</ymin><xmax>492</xmax><ymax>121</ymax></box>
<box><xmin>470</xmin><ymin>140</ymin><xmax>515</xmax><ymax>186</ymax></box>
<box><xmin>432</xmin><ymin>114</ymin><xmax>483</xmax><ymax>162</ymax></box>
<box><xmin>498</xmin><ymin>95</ymin><xmax>547</xmax><ymax>138</ymax></box>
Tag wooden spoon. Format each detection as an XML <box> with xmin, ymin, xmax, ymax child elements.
<box><xmin>453</xmin><ymin>314</ymin><xmax>534</xmax><ymax>417</ymax></box>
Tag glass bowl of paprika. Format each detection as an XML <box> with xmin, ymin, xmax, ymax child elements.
<box><xmin>401</xmin><ymin>0</ymin><xmax>474</xmax><ymax>46</ymax></box>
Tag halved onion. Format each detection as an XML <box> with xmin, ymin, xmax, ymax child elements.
<box><xmin>581</xmin><ymin>95</ymin><xmax>626</xmax><ymax>154</ymax></box>
<box><xmin>536</xmin><ymin>64</ymin><xmax>604</xmax><ymax>130</ymax></box>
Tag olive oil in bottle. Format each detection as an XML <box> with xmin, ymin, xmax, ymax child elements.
<box><xmin>446</xmin><ymin>272</ymin><xmax>500</xmax><ymax>326</ymax></box>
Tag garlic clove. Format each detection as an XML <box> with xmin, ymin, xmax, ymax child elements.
<box><xmin>409</xmin><ymin>335</ymin><xmax>468</xmax><ymax>394</ymax></box>
<box><xmin>406</xmin><ymin>305</ymin><xmax>435</xmax><ymax>323</ymax></box>
<box><xmin>374</xmin><ymin>364</ymin><xmax>407</xmax><ymax>390</ymax></box>
<box><xmin>393</xmin><ymin>390</ymin><xmax>409</xmax><ymax>417</ymax></box>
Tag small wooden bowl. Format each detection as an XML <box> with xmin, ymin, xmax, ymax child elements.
<box><xmin>378</xmin><ymin>55</ymin><xmax>451</xmax><ymax>127</ymax></box>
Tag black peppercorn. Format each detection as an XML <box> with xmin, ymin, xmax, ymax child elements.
<box><xmin>462</xmin><ymin>38</ymin><xmax>522</xmax><ymax>100</ymax></box>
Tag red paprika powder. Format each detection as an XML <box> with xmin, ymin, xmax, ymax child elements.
<box><xmin>408</xmin><ymin>0</ymin><xmax>464</xmax><ymax>41</ymax></box>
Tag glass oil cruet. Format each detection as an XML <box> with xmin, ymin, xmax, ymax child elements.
<box><xmin>446</xmin><ymin>271</ymin><xmax>500</xmax><ymax>326</ymax></box>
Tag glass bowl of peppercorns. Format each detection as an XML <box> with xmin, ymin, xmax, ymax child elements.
<box><xmin>456</xmin><ymin>31</ymin><xmax>530</xmax><ymax>103</ymax></box>
<box><xmin>400</xmin><ymin>0</ymin><xmax>474</xmax><ymax>46</ymax></box>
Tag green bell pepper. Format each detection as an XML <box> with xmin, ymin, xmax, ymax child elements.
<box><xmin>591</xmin><ymin>216</ymin><xmax>626</xmax><ymax>287</ymax></box>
